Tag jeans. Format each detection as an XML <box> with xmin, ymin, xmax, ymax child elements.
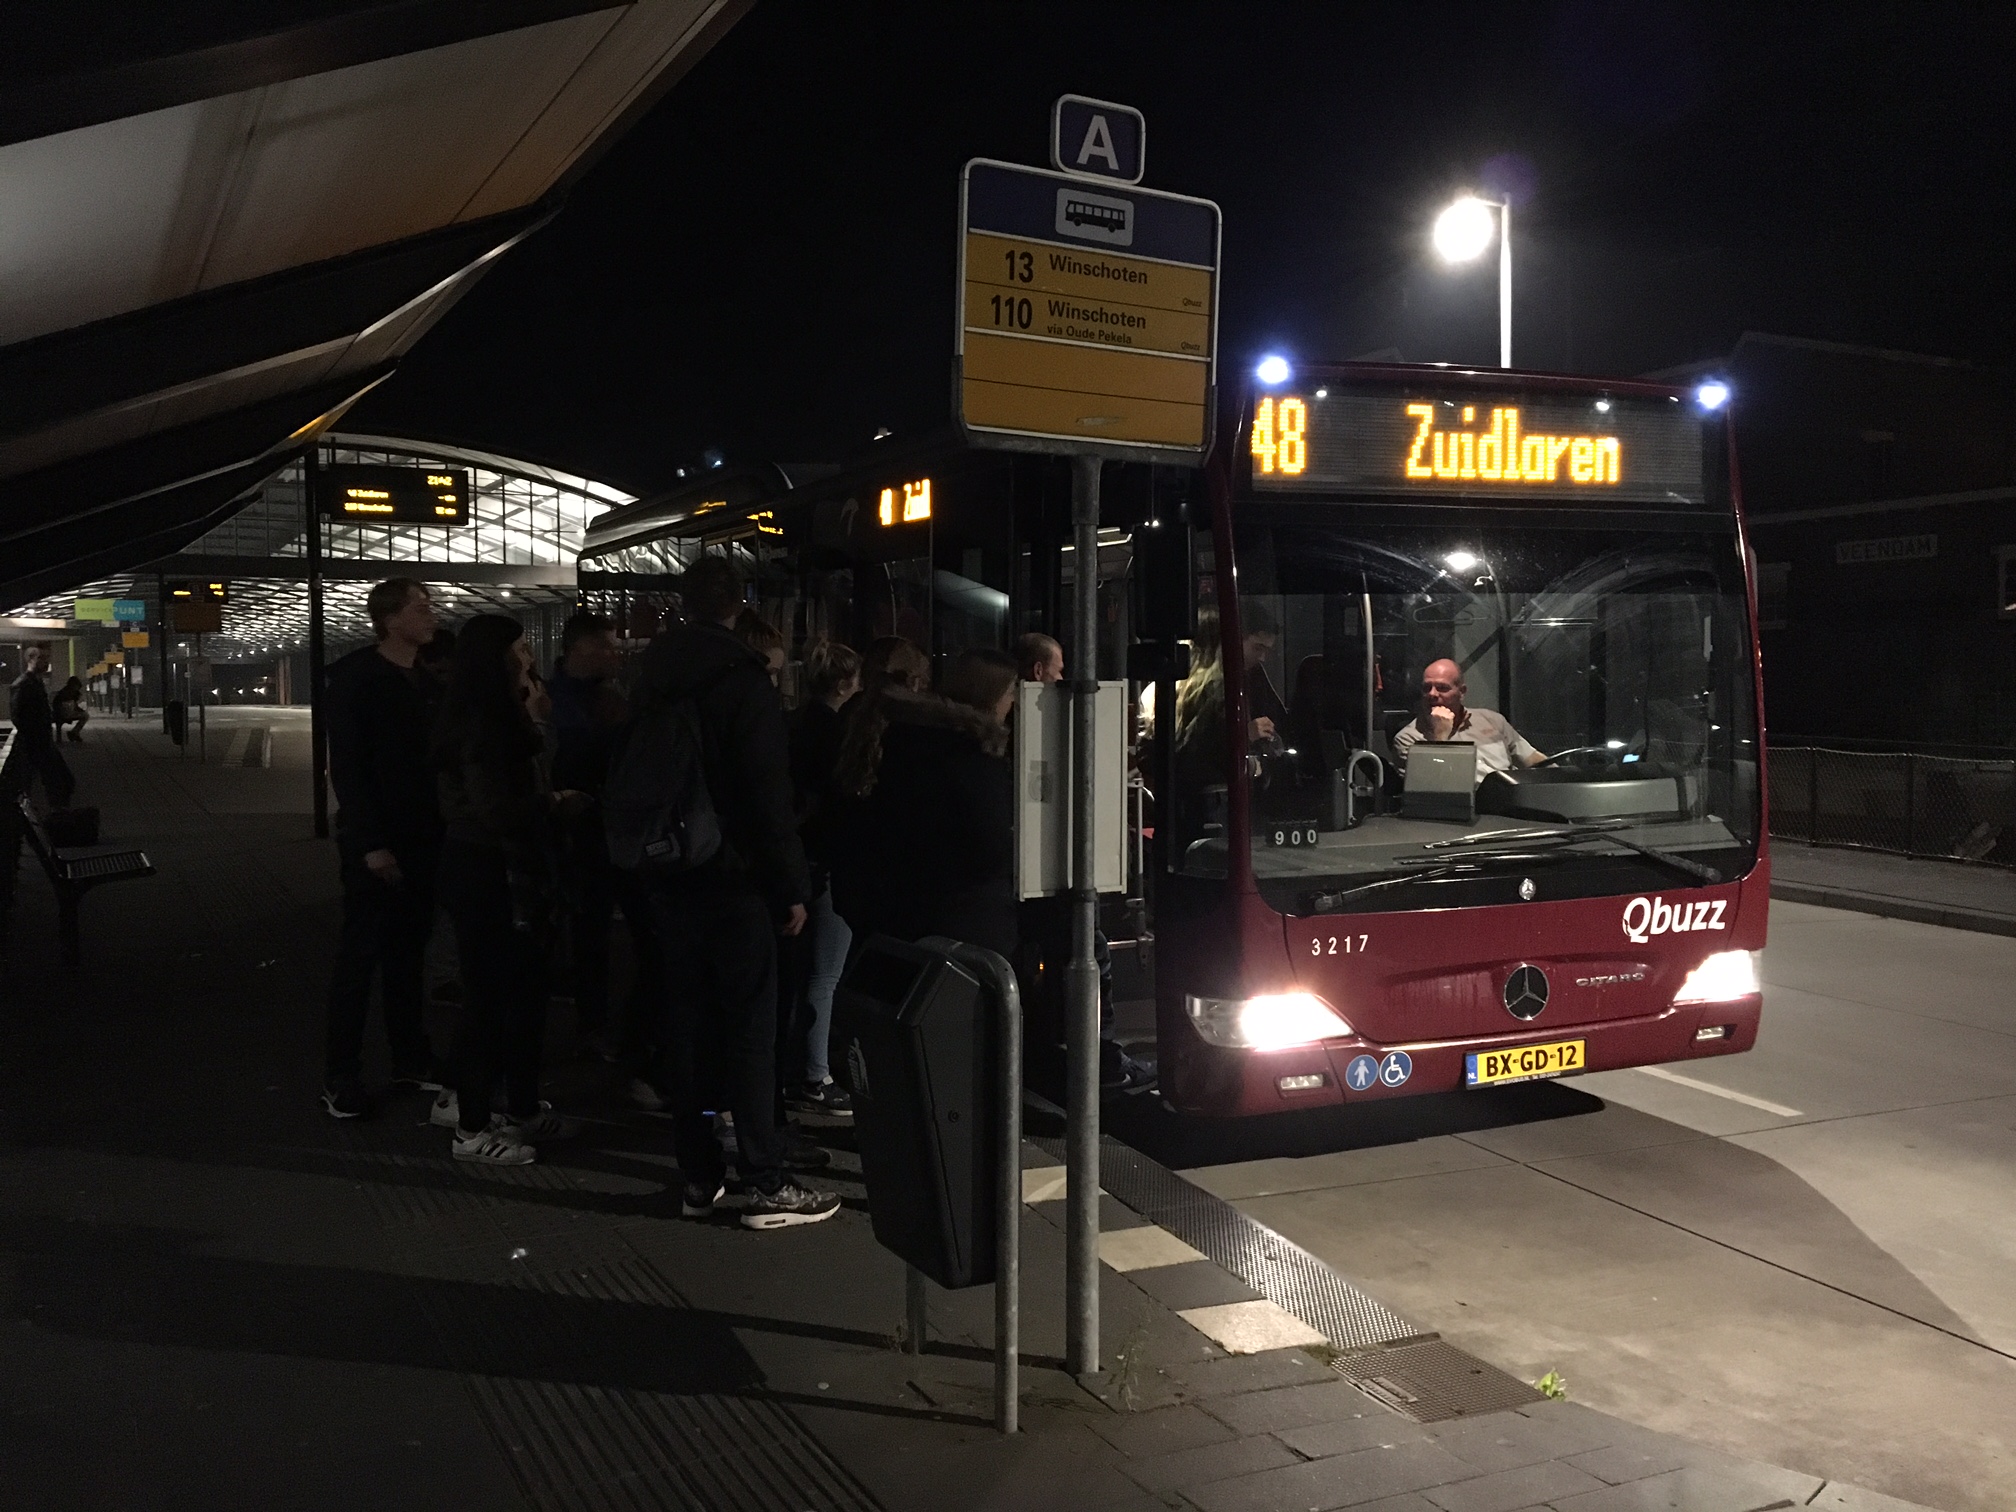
<box><xmin>648</xmin><ymin>874</ymin><xmax>785</xmax><ymax>1192</ymax></box>
<box><xmin>324</xmin><ymin>840</ymin><xmax>438</xmax><ymax>1081</ymax></box>
<box><xmin>438</xmin><ymin>841</ymin><xmax>548</xmax><ymax>1132</ymax></box>
<box><xmin>801</xmin><ymin>886</ymin><xmax>851</xmax><ymax>1083</ymax></box>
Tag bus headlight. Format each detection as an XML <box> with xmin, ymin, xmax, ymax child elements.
<box><xmin>1185</xmin><ymin>992</ymin><xmax>1353</xmax><ymax>1050</ymax></box>
<box><xmin>1672</xmin><ymin>949</ymin><xmax>1761</xmax><ymax>1004</ymax></box>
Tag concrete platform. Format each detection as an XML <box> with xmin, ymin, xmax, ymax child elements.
<box><xmin>0</xmin><ymin>717</ymin><xmax>1947</xmax><ymax>1510</ymax></box>
<box><xmin>1771</xmin><ymin>841</ymin><xmax>2016</xmax><ymax>936</ymax></box>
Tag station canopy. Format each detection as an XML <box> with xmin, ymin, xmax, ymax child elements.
<box><xmin>0</xmin><ymin>1</ymin><xmax>744</xmax><ymax>612</ymax></box>
<box><xmin>7</xmin><ymin>435</ymin><xmax>631</xmax><ymax>662</ymax></box>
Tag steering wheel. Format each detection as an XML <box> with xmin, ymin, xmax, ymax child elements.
<box><xmin>1533</xmin><ymin>743</ymin><xmax>1633</xmax><ymax>773</ymax></box>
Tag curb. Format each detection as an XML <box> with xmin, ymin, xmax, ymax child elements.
<box><xmin>1771</xmin><ymin>880</ymin><xmax>2016</xmax><ymax>939</ymax></box>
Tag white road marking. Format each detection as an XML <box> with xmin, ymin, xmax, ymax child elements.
<box><xmin>1636</xmin><ymin>1064</ymin><xmax>1803</xmax><ymax>1117</ymax></box>
<box><xmin>1100</xmin><ymin>1225</ymin><xmax>1205</xmax><ymax>1272</ymax></box>
<box><xmin>1177</xmin><ymin>1299</ymin><xmax>1327</xmax><ymax>1354</ymax></box>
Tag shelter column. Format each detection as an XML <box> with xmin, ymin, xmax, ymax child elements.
<box><xmin>305</xmin><ymin>445</ymin><xmax>330</xmax><ymax>840</ymax></box>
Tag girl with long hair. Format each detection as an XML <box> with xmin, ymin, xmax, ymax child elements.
<box><xmin>429</xmin><ymin>614</ymin><xmax>580</xmax><ymax>1164</ymax></box>
<box><xmin>832</xmin><ymin>648</ymin><xmax>1019</xmax><ymax>959</ymax></box>
<box><xmin>783</xmin><ymin>639</ymin><xmax>863</xmax><ymax>1116</ymax></box>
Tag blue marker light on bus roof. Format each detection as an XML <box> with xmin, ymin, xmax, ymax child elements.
<box><xmin>1256</xmin><ymin>355</ymin><xmax>1291</xmax><ymax>385</ymax></box>
<box><xmin>1695</xmin><ymin>380</ymin><xmax>1731</xmax><ymax>411</ymax></box>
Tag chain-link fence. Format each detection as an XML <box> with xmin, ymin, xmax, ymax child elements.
<box><xmin>1770</xmin><ymin>746</ymin><xmax>2016</xmax><ymax>867</ymax></box>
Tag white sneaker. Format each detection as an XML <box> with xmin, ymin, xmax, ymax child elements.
<box><xmin>629</xmin><ymin>1077</ymin><xmax>671</xmax><ymax>1111</ymax></box>
<box><xmin>429</xmin><ymin>1090</ymin><xmax>459</xmax><ymax>1128</ymax></box>
<box><xmin>452</xmin><ymin>1127</ymin><xmax>536</xmax><ymax>1165</ymax></box>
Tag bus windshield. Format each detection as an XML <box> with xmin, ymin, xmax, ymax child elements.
<box><xmin>1175</xmin><ymin>501</ymin><xmax>1761</xmax><ymax>915</ymax></box>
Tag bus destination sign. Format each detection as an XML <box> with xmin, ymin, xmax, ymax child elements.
<box><xmin>1249</xmin><ymin>388</ymin><xmax>1706</xmax><ymax>505</ymax></box>
<box><xmin>958</xmin><ymin>156</ymin><xmax>1220</xmax><ymax>457</ymax></box>
<box><xmin>320</xmin><ymin>463</ymin><xmax>470</xmax><ymax>525</ymax></box>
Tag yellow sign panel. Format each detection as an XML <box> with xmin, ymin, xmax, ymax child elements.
<box><xmin>122</xmin><ymin>631</ymin><xmax>151</xmax><ymax>648</ymax></box>
<box><xmin>959</xmin><ymin>160</ymin><xmax>1219</xmax><ymax>454</ymax></box>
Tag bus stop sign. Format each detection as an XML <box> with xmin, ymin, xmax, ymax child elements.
<box><xmin>957</xmin><ymin>158</ymin><xmax>1219</xmax><ymax>459</ymax></box>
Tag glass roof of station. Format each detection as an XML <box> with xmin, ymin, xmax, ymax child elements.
<box><xmin>7</xmin><ymin>435</ymin><xmax>631</xmax><ymax>662</ymax></box>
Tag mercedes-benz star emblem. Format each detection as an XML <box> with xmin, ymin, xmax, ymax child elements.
<box><xmin>1503</xmin><ymin>964</ymin><xmax>1549</xmax><ymax>1020</ymax></box>
<box><xmin>1518</xmin><ymin>877</ymin><xmax>1537</xmax><ymax>901</ymax></box>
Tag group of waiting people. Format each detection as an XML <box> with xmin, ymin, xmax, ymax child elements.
<box><xmin>322</xmin><ymin>559</ymin><xmax>1056</xmax><ymax>1231</ymax></box>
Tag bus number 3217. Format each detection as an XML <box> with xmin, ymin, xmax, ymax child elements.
<box><xmin>1312</xmin><ymin>935</ymin><xmax>1369</xmax><ymax>955</ymax></box>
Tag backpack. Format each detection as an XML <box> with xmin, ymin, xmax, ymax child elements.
<box><xmin>601</xmin><ymin>688</ymin><xmax>722</xmax><ymax>877</ymax></box>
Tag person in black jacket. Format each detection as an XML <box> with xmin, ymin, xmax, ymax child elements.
<box><xmin>3</xmin><ymin>646</ymin><xmax>76</xmax><ymax>807</ymax></box>
<box><xmin>429</xmin><ymin>614</ymin><xmax>583</xmax><ymax>1165</ymax></box>
<box><xmin>320</xmin><ymin>578</ymin><xmax>445</xmax><ymax>1118</ymax></box>
<box><xmin>833</xmin><ymin>649</ymin><xmax>1019</xmax><ymax>960</ymax></box>
<box><xmin>637</xmin><ymin>555</ymin><xmax>839</xmax><ymax>1231</ymax></box>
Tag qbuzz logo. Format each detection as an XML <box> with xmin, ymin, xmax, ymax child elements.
<box><xmin>1623</xmin><ymin>894</ymin><xmax>1729</xmax><ymax>945</ymax></box>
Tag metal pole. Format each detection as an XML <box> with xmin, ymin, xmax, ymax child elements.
<box><xmin>1065</xmin><ymin>452</ymin><xmax>1101</xmax><ymax>1380</ymax></box>
<box><xmin>157</xmin><ymin>573</ymin><xmax>169</xmax><ymax>731</ymax></box>
<box><xmin>904</xmin><ymin>1264</ymin><xmax>926</xmax><ymax>1356</ymax></box>
<box><xmin>1360</xmin><ymin>589</ymin><xmax>1376</xmax><ymax>760</ymax></box>
<box><xmin>305</xmin><ymin>445</ymin><xmax>330</xmax><ymax>839</ymax></box>
<box><xmin>1498</xmin><ymin>199</ymin><xmax>1512</xmax><ymax>370</ymax></box>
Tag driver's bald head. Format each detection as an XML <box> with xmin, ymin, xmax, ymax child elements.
<box><xmin>1422</xmin><ymin>658</ymin><xmax>1464</xmax><ymax>712</ymax></box>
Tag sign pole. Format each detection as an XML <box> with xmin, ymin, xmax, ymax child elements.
<box><xmin>1065</xmin><ymin>451</ymin><xmax>1102</xmax><ymax>1380</ymax></box>
<box><xmin>305</xmin><ymin>443</ymin><xmax>330</xmax><ymax>840</ymax></box>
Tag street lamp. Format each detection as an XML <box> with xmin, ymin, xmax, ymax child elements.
<box><xmin>1433</xmin><ymin>193</ymin><xmax>1511</xmax><ymax>369</ymax></box>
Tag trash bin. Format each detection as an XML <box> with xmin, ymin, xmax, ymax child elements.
<box><xmin>836</xmin><ymin>936</ymin><xmax>1003</xmax><ymax>1289</ymax></box>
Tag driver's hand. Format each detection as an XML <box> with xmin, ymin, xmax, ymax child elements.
<box><xmin>1427</xmin><ymin>706</ymin><xmax>1456</xmax><ymax>739</ymax></box>
<box><xmin>779</xmin><ymin>904</ymin><xmax>808</xmax><ymax>938</ymax></box>
<box><xmin>1250</xmin><ymin>716</ymin><xmax>1276</xmax><ymax>741</ymax></box>
<box><xmin>364</xmin><ymin>848</ymin><xmax>404</xmax><ymax>885</ymax></box>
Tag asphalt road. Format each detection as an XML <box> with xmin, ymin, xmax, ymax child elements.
<box><xmin>1117</xmin><ymin>902</ymin><xmax>2016</xmax><ymax>1512</ymax></box>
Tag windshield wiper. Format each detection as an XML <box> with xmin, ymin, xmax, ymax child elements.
<box><xmin>1425</xmin><ymin>829</ymin><xmax>1722</xmax><ymax>885</ymax></box>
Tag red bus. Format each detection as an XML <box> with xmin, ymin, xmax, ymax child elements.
<box><xmin>576</xmin><ymin>361</ymin><xmax>1766</xmax><ymax>1119</ymax></box>
<box><xmin>1153</xmin><ymin>362</ymin><xmax>1767</xmax><ymax>1114</ymax></box>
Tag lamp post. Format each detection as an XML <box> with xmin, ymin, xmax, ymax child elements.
<box><xmin>1433</xmin><ymin>194</ymin><xmax>1511</xmax><ymax>369</ymax></box>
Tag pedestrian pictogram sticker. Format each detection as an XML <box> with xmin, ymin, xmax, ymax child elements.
<box><xmin>1345</xmin><ymin>1055</ymin><xmax>1380</xmax><ymax>1093</ymax></box>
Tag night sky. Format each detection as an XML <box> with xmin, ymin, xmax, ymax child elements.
<box><xmin>352</xmin><ymin>1</ymin><xmax>2016</xmax><ymax>494</ymax></box>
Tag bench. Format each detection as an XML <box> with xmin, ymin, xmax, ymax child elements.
<box><xmin>14</xmin><ymin>794</ymin><xmax>155</xmax><ymax>965</ymax></box>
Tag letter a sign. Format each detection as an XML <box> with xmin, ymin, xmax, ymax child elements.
<box><xmin>1051</xmin><ymin>95</ymin><xmax>1144</xmax><ymax>185</ymax></box>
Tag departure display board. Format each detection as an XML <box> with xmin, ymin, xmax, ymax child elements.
<box><xmin>319</xmin><ymin>464</ymin><xmax>470</xmax><ymax>524</ymax></box>
<box><xmin>1248</xmin><ymin>388</ymin><xmax>1706</xmax><ymax>505</ymax></box>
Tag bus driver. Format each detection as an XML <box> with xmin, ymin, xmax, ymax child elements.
<box><xmin>1391</xmin><ymin>657</ymin><xmax>1545</xmax><ymax>783</ymax></box>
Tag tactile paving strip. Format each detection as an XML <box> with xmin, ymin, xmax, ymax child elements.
<box><xmin>347</xmin><ymin>1150</ymin><xmax>883</xmax><ymax>1510</ymax></box>
<box><xmin>1042</xmin><ymin>1135</ymin><xmax>1543</xmax><ymax>1421</ymax></box>
<box><xmin>1038</xmin><ymin>1135</ymin><xmax>1422</xmax><ymax>1351</ymax></box>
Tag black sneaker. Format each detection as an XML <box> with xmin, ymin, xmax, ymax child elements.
<box><xmin>388</xmin><ymin>1057</ymin><xmax>448</xmax><ymax>1093</ymax></box>
<box><xmin>741</xmin><ymin>1178</ymin><xmax>841</xmax><ymax>1230</ymax></box>
<box><xmin>680</xmin><ymin>1180</ymin><xmax>726</xmax><ymax>1218</ymax></box>
<box><xmin>1100</xmin><ymin>1046</ymin><xmax>1158</xmax><ymax>1094</ymax></box>
<box><xmin>320</xmin><ymin>1077</ymin><xmax>371</xmax><ymax>1120</ymax></box>
<box><xmin>787</xmin><ymin>1080</ymin><xmax>855</xmax><ymax>1120</ymax></box>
